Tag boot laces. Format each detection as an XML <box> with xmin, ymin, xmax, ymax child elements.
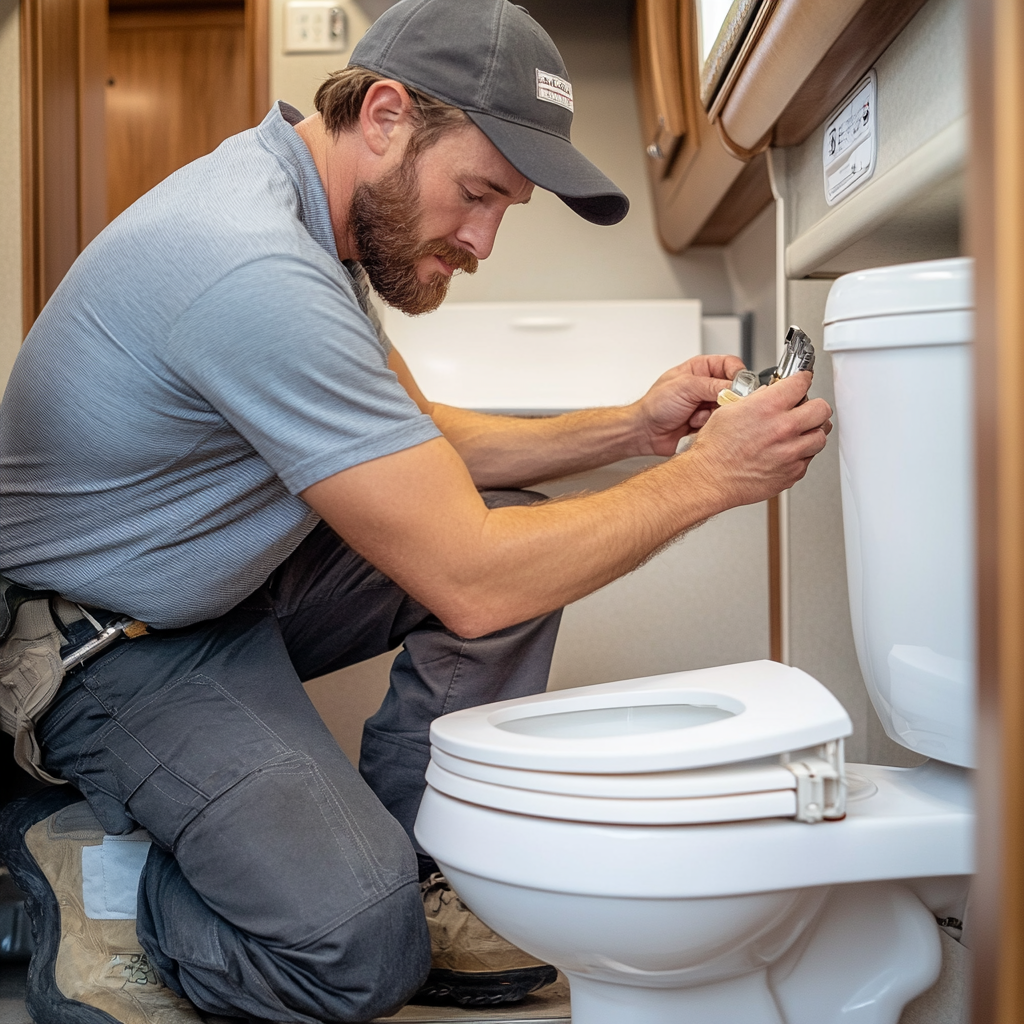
<box><xmin>421</xmin><ymin>871</ymin><xmax>466</xmax><ymax>915</ymax></box>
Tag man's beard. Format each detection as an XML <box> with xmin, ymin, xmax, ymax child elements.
<box><xmin>349</xmin><ymin>154</ymin><xmax>478</xmax><ymax>316</ymax></box>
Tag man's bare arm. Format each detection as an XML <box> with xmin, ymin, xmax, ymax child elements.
<box><xmin>388</xmin><ymin>348</ymin><xmax>746</xmax><ymax>489</ymax></box>
<box><xmin>302</xmin><ymin>372</ymin><xmax>830</xmax><ymax>638</ymax></box>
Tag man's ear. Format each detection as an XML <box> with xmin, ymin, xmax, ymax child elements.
<box><xmin>359</xmin><ymin>80</ymin><xmax>415</xmax><ymax>157</ymax></box>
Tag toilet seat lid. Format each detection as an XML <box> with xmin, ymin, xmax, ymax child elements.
<box><xmin>428</xmin><ymin>660</ymin><xmax>851</xmax><ymax>774</ymax></box>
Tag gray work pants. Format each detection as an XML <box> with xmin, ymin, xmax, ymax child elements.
<box><xmin>35</xmin><ymin>490</ymin><xmax>562</xmax><ymax>1023</ymax></box>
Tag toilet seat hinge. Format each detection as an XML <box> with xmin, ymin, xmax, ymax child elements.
<box><xmin>783</xmin><ymin>741</ymin><xmax>846</xmax><ymax>823</ymax></box>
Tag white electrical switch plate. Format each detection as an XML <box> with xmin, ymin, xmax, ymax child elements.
<box><xmin>284</xmin><ymin>0</ymin><xmax>347</xmax><ymax>53</ymax></box>
<box><xmin>822</xmin><ymin>69</ymin><xmax>876</xmax><ymax>206</ymax></box>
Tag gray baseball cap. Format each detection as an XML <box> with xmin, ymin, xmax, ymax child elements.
<box><xmin>348</xmin><ymin>0</ymin><xmax>629</xmax><ymax>226</ymax></box>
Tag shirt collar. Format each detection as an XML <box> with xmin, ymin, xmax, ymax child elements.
<box><xmin>257</xmin><ymin>101</ymin><xmax>340</xmax><ymax>261</ymax></box>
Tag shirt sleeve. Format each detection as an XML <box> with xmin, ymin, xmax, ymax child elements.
<box><xmin>165</xmin><ymin>255</ymin><xmax>441</xmax><ymax>494</ymax></box>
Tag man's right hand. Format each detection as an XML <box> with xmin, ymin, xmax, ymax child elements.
<box><xmin>686</xmin><ymin>371</ymin><xmax>832</xmax><ymax>512</ymax></box>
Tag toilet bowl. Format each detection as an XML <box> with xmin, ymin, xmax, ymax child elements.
<box><xmin>415</xmin><ymin>258</ymin><xmax>975</xmax><ymax>1024</ymax></box>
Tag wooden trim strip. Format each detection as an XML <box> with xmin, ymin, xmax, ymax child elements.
<box><xmin>768</xmin><ymin>494</ymin><xmax>782</xmax><ymax>662</ymax></box>
<box><xmin>714</xmin><ymin>119</ymin><xmax>771</xmax><ymax>162</ymax></box>
<box><xmin>246</xmin><ymin>0</ymin><xmax>269</xmax><ymax>125</ymax></box>
<box><xmin>970</xmin><ymin>0</ymin><xmax>1024</xmax><ymax>1018</ymax></box>
<box><xmin>77</xmin><ymin>0</ymin><xmax>107</xmax><ymax>251</ymax></box>
<box><xmin>20</xmin><ymin>0</ymin><xmax>40</xmax><ymax>337</ymax></box>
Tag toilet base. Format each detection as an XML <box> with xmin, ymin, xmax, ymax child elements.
<box><xmin>416</xmin><ymin>770</ymin><xmax>969</xmax><ymax>1024</ymax></box>
<box><xmin>567</xmin><ymin>969</ymin><xmax>783</xmax><ymax>1024</ymax></box>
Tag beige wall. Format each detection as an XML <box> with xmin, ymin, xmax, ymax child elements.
<box><xmin>0</xmin><ymin>0</ymin><xmax>21</xmax><ymax>393</ymax></box>
<box><xmin>785</xmin><ymin>0</ymin><xmax>965</xmax><ymax>253</ymax></box>
<box><xmin>724</xmin><ymin>201</ymin><xmax>776</xmax><ymax>371</ymax></box>
<box><xmin>269</xmin><ymin>0</ymin><xmax>373</xmax><ymax>117</ymax></box>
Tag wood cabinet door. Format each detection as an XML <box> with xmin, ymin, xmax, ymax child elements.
<box><xmin>107</xmin><ymin>4</ymin><xmax>252</xmax><ymax>220</ymax></box>
<box><xmin>21</xmin><ymin>0</ymin><xmax>268</xmax><ymax>332</ymax></box>
<box><xmin>634</xmin><ymin>0</ymin><xmax>688</xmax><ymax>177</ymax></box>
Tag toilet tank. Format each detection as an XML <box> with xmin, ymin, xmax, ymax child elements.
<box><xmin>823</xmin><ymin>258</ymin><xmax>974</xmax><ymax>767</ymax></box>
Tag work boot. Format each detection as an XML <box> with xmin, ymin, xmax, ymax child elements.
<box><xmin>413</xmin><ymin>872</ymin><xmax>557</xmax><ymax>1007</ymax></box>
<box><xmin>0</xmin><ymin>789</ymin><xmax>203</xmax><ymax>1024</ymax></box>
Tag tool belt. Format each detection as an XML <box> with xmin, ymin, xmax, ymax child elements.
<box><xmin>0</xmin><ymin>576</ymin><xmax>146</xmax><ymax>784</ymax></box>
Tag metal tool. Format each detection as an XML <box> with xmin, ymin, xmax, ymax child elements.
<box><xmin>716</xmin><ymin>326</ymin><xmax>816</xmax><ymax>406</ymax></box>
<box><xmin>771</xmin><ymin>325</ymin><xmax>815</xmax><ymax>382</ymax></box>
<box><xmin>61</xmin><ymin>615</ymin><xmax>147</xmax><ymax>670</ymax></box>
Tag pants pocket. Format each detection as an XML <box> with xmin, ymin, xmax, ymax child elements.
<box><xmin>74</xmin><ymin>672</ymin><xmax>289</xmax><ymax>846</ymax></box>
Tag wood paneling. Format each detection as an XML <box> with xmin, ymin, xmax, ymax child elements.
<box><xmin>691</xmin><ymin>150</ymin><xmax>772</xmax><ymax>246</ymax></box>
<box><xmin>970</xmin><ymin>0</ymin><xmax>1024</xmax><ymax>1019</ymax></box>
<box><xmin>79</xmin><ymin>0</ymin><xmax>109</xmax><ymax>245</ymax></box>
<box><xmin>106</xmin><ymin>4</ymin><xmax>250</xmax><ymax>219</ymax></box>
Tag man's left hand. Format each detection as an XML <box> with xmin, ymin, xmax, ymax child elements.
<box><xmin>632</xmin><ymin>354</ymin><xmax>746</xmax><ymax>457</ymax></box>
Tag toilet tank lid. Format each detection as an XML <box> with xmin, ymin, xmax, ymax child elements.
<box><xmin>823</xmin><ymin>258</ymin><xmax>973</xmax><ymax>327</ymax></box>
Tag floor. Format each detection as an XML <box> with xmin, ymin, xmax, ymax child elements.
<box><xmin>0</xmin><ymin>965</ymin><xmax>29</xmax><ymax>1024</ymax></box>
<box><xmin>2</xmin><ymin>944</ymin><xmax>970</xmax><ymax>1024</ymax></box>
<box><xmin>0</xmin><ymin>963</ymin><xmax>571</xmax><ymax>1024</ymax></box>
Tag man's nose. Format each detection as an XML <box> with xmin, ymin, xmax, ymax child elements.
<box><xmin>455</xmin><ymin>209</ymin><xmax>504</xmax><ymax>261</ymax></box>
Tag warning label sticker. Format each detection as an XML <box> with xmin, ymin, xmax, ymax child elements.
<box><xmin>823</xmin><ymin>71</ymin><xmax>876</xmax><ymax>206</ymax></box>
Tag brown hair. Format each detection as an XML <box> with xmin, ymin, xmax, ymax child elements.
<box><xmin>314</xmin><ymin>66</ymin><xmax>470</xmax><ymax>158</ymax></box>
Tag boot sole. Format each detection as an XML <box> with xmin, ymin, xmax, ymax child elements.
<box><xmin>0</xmin><ymin>790</ymin><xmax>122</xmax><ymax>1024</ymax></box>
<box><xmin>411</xmin><ymin>965</ymin><xmax>558</xmax><ymax>1007</ymax></box>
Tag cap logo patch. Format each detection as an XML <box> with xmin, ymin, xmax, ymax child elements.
<box><xmin>536</xmin><ymin>69</ymin><xmax>573</xmax><ymax>112</ymax></box>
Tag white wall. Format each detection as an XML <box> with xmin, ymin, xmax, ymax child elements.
<box><xmin>0</xmin><ymin>0</ymin><xmax>21</xmax><ymax>392</ymax></box>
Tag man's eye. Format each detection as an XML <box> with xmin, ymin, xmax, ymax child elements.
<box><xmin>461</xmin><ymin>188</ymin><xmax>483</xmax><ymax>202</ymax></box>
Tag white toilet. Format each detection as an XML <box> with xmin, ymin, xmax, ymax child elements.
<box><xmin>415</xmin><ymin>258</ymin><xmax>975</xmax><ymax>1024</ymax></box>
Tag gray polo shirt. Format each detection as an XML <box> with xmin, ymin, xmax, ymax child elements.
<box><xmin>0</xmin><ymin>103</ymin><xmax>441</xmax><ymax>628</ymax></box>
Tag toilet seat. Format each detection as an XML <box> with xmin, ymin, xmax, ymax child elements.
<box><xmin>429</xmin><ymin>661</ymin><xmax>851</xmax><ymax>774</ymax></box>
<box><xmin>426</xmin><ymin>661</ymin><xmax>853</xmax><ymax>825</ymax></box>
